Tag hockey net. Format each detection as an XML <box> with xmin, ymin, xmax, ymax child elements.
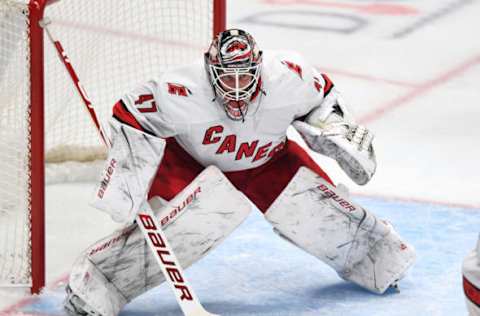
<box><xmin>0</xmin><ymin>0</ymin><xmax>224</xmax><ymax>294</ymax></box>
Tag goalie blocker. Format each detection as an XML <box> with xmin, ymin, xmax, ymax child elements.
<box><xmin>265</xmin><ymin>167</ymin><xmax>416</xmax><ymax>294</ymax></box>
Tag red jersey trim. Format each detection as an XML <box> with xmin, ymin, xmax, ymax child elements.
<box><xmin>321</xmin><ymin>73</ymin><xmax>334</xmax><ymax>97</ymax></box>
<box><xmin>113</xmin><ymin>100</ymin><xmax>145</xmax><ymax>132</ymax></box>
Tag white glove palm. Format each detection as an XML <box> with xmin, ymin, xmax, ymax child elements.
<box><xmin>293</xmin><ymin>116</ymin><xmax>376</xmax><ymax>185</ymax></box>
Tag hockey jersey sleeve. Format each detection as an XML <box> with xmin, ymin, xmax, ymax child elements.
<box><xmin>112</xmin><ymin>79</ymin><xmax>177</xmax><ymax>138</ymax></box>
<box><xmin>294</xmin><ymin>63</ymin><xmax>355</xmax><ymax>124</ymax></box>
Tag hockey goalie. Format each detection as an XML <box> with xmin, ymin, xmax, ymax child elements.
<box><xmin>64</xmin><ymin>29</ymin><xmax>416</xmax><ymax>316</ymax></box>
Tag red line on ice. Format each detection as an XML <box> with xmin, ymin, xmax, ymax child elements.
<box><xmin>358</xmin><ymin>54</ymin><xmax>480</xmax><ymax>124</ymax></box>
<box><xmin>317</xmin><ymin>66</ymin><xmax>419</xmax><ymax>88</ymax></box>
<box><xmin>0</xmin><ymin>274</ymin><xmax>69</xmax><ymax>316</ymax></box>
<box><xmin>263</xmin><ymin>0</ymin><xmax>419</xmax><ymax>16</ymax></box>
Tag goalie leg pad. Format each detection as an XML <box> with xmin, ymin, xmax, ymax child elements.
<box><xmin>463</xmin><ymin>236</ymin><xmax>480</xmax><ymax>315</ymax></box>
<box><xmin>66</xmin><ymin>256</ymin><xmax>126</xmax><ymax>316</ymax></box>
<box><xmin>67</xmin><ymin>166</ymin><xmax>251</xmax><ymax>315</ymax></box>
<box><xmin>265</xmin><ymin>167</ymin><xmax>415</xmax><ymax>294</ymax></box>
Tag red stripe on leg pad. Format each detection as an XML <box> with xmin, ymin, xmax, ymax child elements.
<box><xmin>464</xmin><ymin>276</ymin><xmax>480</xmax><ymax>307</ymax></box>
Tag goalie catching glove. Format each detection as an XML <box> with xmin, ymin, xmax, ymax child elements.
<box><xmin>293</xmin><ymin>91</ymin><xmax>376</xmax><ymax>185</ymax></box>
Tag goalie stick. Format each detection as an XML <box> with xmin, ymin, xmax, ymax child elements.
<box><xmin>40</xmin><ymin>18</ymin><xmax>219</xmax><ymax>316</ymax></box>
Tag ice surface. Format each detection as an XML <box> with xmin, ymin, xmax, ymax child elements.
<box><xmin>10</xmin><ymin>198</ymin><xmax>480</xmax><ymax>316</ymax></box>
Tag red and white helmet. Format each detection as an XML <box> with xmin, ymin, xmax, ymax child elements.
<box><xmin>205</xmin><ymin>29</ymin><xmax>263</xmax><ymax>120</ymax></box>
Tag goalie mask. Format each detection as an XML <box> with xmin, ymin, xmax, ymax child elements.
<box><xmin>205</xmin><ymin>29</ymin><xmax>263</xmax><ymax>121</ymax></box>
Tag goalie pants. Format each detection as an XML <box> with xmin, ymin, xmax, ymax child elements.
<box><xmin>149</xmin><ymin>137</ymin><xmax>333</xmax><ymax>213</ymax></box>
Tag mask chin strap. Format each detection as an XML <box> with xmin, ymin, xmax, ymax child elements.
<box><xmin>237</xmin><ymin>101</ymin><xmax>246</xmax><ymax>123</ymax></box>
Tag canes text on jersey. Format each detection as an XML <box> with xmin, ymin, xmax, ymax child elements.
<box><xmin>203</xmin><ymin>125</ymin><xmax>285</xmax><ymax>162</ymax></box>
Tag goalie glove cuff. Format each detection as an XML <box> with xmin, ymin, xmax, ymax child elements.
<box><xmin>293</xmin><ymin>120</ymin><xmax>376</xmax><ymax>185</ymax></box>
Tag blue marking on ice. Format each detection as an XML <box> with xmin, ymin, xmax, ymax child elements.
<box><xmin>19</xmin><ymin>198</ymin><xmax>480</xmax><ymax>315</ymax></box>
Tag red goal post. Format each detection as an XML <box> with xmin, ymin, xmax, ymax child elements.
<box><xmin>0</xmin><ymin>0</ymin><xmax>226</xmax><ymax>295</ymax></box>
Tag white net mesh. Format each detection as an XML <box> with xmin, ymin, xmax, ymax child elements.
<box><xmin>44</xmin><ymin>0</ymin><xmax>214</xmax><ymax>162</ymax></box>
<box><xmin>0</xmin><ymin>0</ymin><xmax>216</xmax><ymax>288</ymax></box>
<box><xmin>0</xmin><ymin>1</ymin><xmax>32</xmax><ymax>287</ymax></box>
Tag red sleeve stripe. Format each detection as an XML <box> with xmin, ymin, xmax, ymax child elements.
<box><xmin>464</xmin><ymin>275</ymin><xmax>480</xmax><ymax>308</ymax></box>
<box><xmin>321</xmin><ymin>73</ymin><xmax>334</xmax><ymax>97</ymax></box>
<box><xmin>112</xmin><ymin>100</ymin><xmax>145</xmax><ymax>131</ymax></box>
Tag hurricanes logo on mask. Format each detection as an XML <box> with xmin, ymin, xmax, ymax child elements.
<box><xmin>226</xmin><ymin>41</ymin><xmax>247</xmax><ymax>53</ymax></box>
<box><xmin>221</xmin><ymin>38</ymin><xmax>251</xmax><ymax>64</ymax></box>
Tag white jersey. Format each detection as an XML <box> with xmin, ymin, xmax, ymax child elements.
<box><xmin>114</xmin><ymin>51</ymin><xmax>335</xmax><ymax>172</ymax></box>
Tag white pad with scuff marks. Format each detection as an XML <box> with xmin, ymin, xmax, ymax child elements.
<box><xmin>68</xmin><ymin>166</ymin><xmax>251</xmax><ymax>316</ymax></box>
<box><xmin>265</xmin><ymin>167</ymin><xmax>415</xmax><ymax>294</ymax></box>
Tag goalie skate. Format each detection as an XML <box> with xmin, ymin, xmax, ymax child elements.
<box><xmin>64</xmin><ymin>285</ymin><xmax>103</xmax><ymax>316</ymax></box>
